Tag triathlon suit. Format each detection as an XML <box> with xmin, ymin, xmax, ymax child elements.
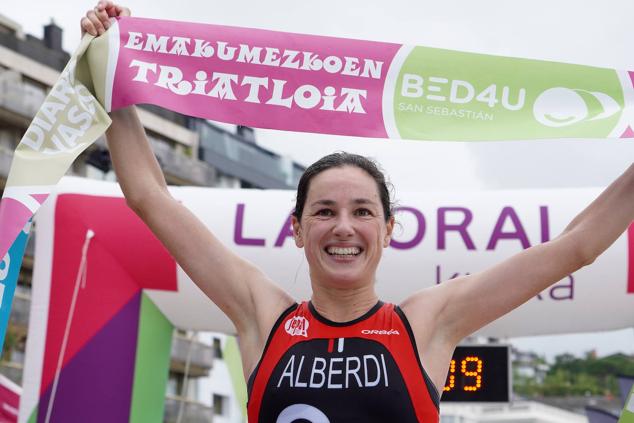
<box><xmin>247</xmin><ymin>301</ymin><xmax>440</xmax><ymax>422</ymax></box>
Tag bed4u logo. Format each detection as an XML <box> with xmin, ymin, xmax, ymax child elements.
<box><xmin>533</xmin><ymin>87</ymin><xmax>621</xmax><ymax>128</ymax></box>
<box><xmin>285</xmin><ymin>316</ymin><xmax>309</xmax><ymax>337</ymax></box>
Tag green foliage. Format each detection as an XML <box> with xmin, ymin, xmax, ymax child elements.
<box><xmin>513</xmin><ymin>352</ymin><xmax>634</xmax><ymax>397</ymax></box>
<box><xmin>1</xmin><ymin>327</ymin><xmax>18</xmax><ymax>361</ymax></box>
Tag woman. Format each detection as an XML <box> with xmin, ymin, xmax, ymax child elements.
<box><xmin>82</xmin><ymin>3</ymin><xmax>634</xmax><ymax>422</ymax></box>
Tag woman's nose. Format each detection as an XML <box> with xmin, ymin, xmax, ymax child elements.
<box><xmin>332</xmin><ymin>212</ymin><xmax>354</xmax><ymax>237</ymax></box>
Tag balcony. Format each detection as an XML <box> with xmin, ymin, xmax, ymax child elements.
<box><xmin>0</xmin><ymin>70</ymin><xmax>46</xmax><ymax>124</ymax></box>
<box><xmin>198</xmin><ymin>123</ymin><xmax>303</xmax><ymax>189</ymax></box>
<box><xmin>148</xmin><ymin>136</ymin><xmax>217</xmax><ymax>187</ymax></box>
<box><xmin>0</xmin><ymin>30</ymin><xmax>70</xmax><ymax>72</ymax></box>
<box><xmin>163</xmin><ymin>395</ymin><xmax>213</xmax><ymax>423</ymax></box>
<box><xmin>170</xmin><ymin>335</ymin><xmax>214</xmax><ymax>378</ymax></box>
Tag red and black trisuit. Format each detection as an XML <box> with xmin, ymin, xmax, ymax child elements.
<box><xmin>247</xmin><ymin>301</ymin><xmax>440</xmax><ymax>422</ymax></box>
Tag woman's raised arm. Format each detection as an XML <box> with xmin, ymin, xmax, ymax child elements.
<box><xmin>401</xmin><ymin>163</ymin><xmax>633</xmax><ymax>391</ymax></box>
<box><xmin>406</xmin><ymin>163</ymin><xmax>634</xmax><ymax>345</ymax></box>
<box><xmin>82</xmin><ymin>3</ymin><xmax>295</xmax><ymax>362</ymax></box>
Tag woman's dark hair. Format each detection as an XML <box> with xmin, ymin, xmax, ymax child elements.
<box><xmin>293</xmin><ymin>152</ymin><xmax>393</xmax><ymax>222</ymax></box>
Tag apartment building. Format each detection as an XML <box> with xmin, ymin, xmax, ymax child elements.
<box><xmin>0</xmin><ymin>13</ymin><xmax>304</xmax><ymax>422</ymax></box>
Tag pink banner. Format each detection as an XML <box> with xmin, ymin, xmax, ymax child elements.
<box><xmin>111</xmin><ymin>17</ymin><xmax>401</xmax><ymax>137</ymax></box>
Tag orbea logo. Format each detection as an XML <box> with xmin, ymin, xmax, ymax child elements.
<box><xmin>285</xmin><ymin>316</ymin><xmax>309</xmax><ymax>337</ymax></box>
<box><xmin>533</xmin><ymin>87</ymin><xmax>620</xmax><ymax>128</ymax></box>
<box><xmin>361</xmin><ymin>329</ymin><xmax>400</xmax><ymax>335</ymax></box>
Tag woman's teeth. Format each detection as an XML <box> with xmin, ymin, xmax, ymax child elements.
<box><xmin>326</xmin><ymin>246</ymin><xmax>361</xmax><ymax>256</ymax></box>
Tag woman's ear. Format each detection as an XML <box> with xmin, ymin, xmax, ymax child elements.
<box><xmin>291</xmin><ymin>215</ymin><xmax>304</xmax><ymax>248</ymax></box>
<box><xmin>383</xmin><ymin>215</ymin><xmax>395</xmax><ymax>248</ymax></box>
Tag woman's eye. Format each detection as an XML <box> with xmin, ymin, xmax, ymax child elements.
<box><xmin>356</xmin><ymin>208</ymin><xmax>371</xmax><ymax>217</ymax></box>
<box><xmin>316</xmin><ymin>209</ymin><xmax>334</xmax><ymax>216</ymax></box>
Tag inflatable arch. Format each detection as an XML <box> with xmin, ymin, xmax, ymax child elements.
<box><xmin>19</xmin><ymin>177</ymin><xmax>634</xmax><ymax>422</ymax></box>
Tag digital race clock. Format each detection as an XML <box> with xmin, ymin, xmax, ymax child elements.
<box><xmin>440</xmin><ymin>345</ymin><xmax>511</xmax><ymax>402</ymax></box>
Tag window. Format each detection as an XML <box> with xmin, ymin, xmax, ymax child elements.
<box><xmin>240</xmin><ymin>180</ymin><xmax>258</xmax><ymax>189</ymax></box>
<box><xmin>166</xmin><ymin>373</ymin><xmax>181</xmax><ymax>396</ymax></box>
<box><xmin>213</xmin><ymin>394</ymin><xmax>228</xmax><ymax>416</ymax></box>
<box><xmin>213</xmin><ymin>337</ymin><xmax>223</xmax><ymax>360</ymax></box>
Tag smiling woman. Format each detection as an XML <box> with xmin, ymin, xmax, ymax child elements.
<box><xmin>290</xmin><ymin>156</ymin><xmax>394</xmax><ymax>293</ymax></box>
<box><xmin>80</xmin><ymin>1</ymin><xmax>634</xmax><ymax>422</ymax></box>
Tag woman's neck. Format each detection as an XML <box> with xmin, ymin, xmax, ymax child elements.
<box><xmin>310</xmin><ymin>284</ymin><xmax>379</xmax><ymax>323</ymax></box>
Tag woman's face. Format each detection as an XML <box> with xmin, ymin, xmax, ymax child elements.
<box><xmin>292</xmin><ymin>166</ymin><xmax>394</xmax><ymax>289</ymax></box>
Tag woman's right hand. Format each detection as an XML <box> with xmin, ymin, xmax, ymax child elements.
<box><xmin>80</xmin><ymin>1</ymin><xmax>131</xmax><ymax>36</ymax></box>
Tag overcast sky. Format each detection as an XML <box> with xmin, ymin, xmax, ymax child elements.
<box><xmin>3</xmin><ymin>0</ymin><xmax>633</xmax><ymax>361</ymax></box>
